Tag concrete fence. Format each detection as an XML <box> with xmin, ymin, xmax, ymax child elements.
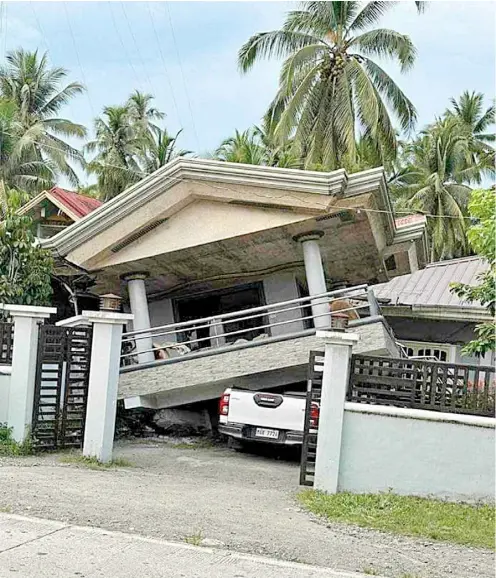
<box><xmin>313</xmin><ymin>331</ymin><xmax>496</xmax><ymax>503</ymax></box>
<box><xmin>339</xmin><ymin>404</ymin><xmax>495</xmax><ymax>502</ymax></box>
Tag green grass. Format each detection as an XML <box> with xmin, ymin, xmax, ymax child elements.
<box><xmin>59</xmin><ymin>455</ymin><xmax>134</xmax><ymax>470</ymax></box>
<box><xmin>183</xmin><ymin>530</ymin><xmax>203</xmax><ymax>546</ymax></box>
<box><xmin>298</xmin><ymin>490</ymin><xmax>495</xmax><ymax>550</ymax></box>
<box><xmin>0</xmin><ymin>425</ymin><xmax>33</xmax><ymax>456</ymax></box>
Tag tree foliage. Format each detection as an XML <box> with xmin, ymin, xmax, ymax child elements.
<box><xmin>450</xmin><ymin>188</ymin><xmax>496</xmax><ymax>356</ymax></box>
<box><xmin>0</xmin><ymin>49</ymin><xmax>87</xmax><ymax>188</ymax></box>
<box><xmin>0</xmin><ymin>195</ymin><xmax>53</xmax><ymax>306</ymax></box>
<box><xmin>86</xmin><ymin>92</ymin><xmax>190</xmax><ymax>201</ymax></box>
<box><xmin>238</xmin><ymin>1</ymin><xmax>422</xmax><ymax>171</ymax></box>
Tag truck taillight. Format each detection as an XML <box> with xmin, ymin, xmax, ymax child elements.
<box><xmin>219</xmin><ymin>393</ymin><xmax>230</xmax><ymax>416</ymax></box>
<box><xmin>310</xmin><ymin>402</ymin><xmax>319</xmax><ymax>428</ymax></box>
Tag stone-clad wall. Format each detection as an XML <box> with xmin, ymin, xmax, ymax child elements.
<box><xmin>119</xmin><ymin>320</ymin><xmax>397</xmax><ymax>408</ymax></box>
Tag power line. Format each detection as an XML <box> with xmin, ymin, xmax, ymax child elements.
<box><xmin>107</xmin><ymin>0</ymin><xmax>142</xmax><ymax>90</ymax></box>
<box><xmin>164</xmin><ymin>1</ymin><xmax>201</xmax><ymax>151</ymax></box>
<box><xmin>119</xmin><ymin>1</ymin><xmax>155</xmax><ymax>94</ymax></box>
<box><xmin>145</xmin><ymin>1</ymin><xmax>183</xmax><ymax>129</ymax></box>
<box><xmin>62</xmin><ymin>2</ymin><xmax>96</xmax><ymax>118</ymax></box>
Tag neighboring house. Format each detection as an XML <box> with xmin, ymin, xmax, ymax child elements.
<box><xmin>40</xmin><ymin>158</ymin><xmax>430</xmax><ymax>409</ymax></box>
<box><xmin>374</xmin><ymin>256</ymin><xmax>494</xmax><ymax>366</ymax></box>
<box><xmin>18</xmin><ymin>187</ymin><xmax>102</xmax><ymax>239</ymax></box>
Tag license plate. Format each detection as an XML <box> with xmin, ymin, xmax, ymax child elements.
<box><xmin>255</xmin><ymin>427</ymin><xmax>279</xmax><ymax>439</ymax></box>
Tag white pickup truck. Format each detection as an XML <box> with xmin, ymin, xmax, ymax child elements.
<box><xmin>218</xmin><ymin>387</ymin><xmax>319</xmax><ymax>446</ymax></box>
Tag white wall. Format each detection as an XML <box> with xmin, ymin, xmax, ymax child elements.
<box><xmin>338</xmin><ymin>404</ymin><xmax>495</xmax><ymax>503</ymax></box>
<box><xmin>263</xmin><ymin>272</ymin><xmax>304</xmax><ymax>336</ymax></box>
<box><xmin>148</xmin><ymin>298</ymin><xmax>176</xmax><ymax>344</ymax></box>
<box><xmin>0</xmin><ymin>367</ymin><xmax>11</xmax><ymax>424</ymax></box>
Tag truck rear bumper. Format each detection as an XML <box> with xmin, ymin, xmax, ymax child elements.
<box><xmin>218</xmin><ymin>423</ymin><xmax>303</xmax><ymax>445</ymax></box>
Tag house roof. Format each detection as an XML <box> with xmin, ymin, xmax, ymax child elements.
<box><xmin>18</xmin><ymin>187</ymin><xmax>102</xmax><ymax>222</ymax></box>
<box><xmin>48</xmin><ymin>187</ymin><xmax>102</xmax><ymax>219</ymax></box>
<box><xmin>41</xmin><ymin>158</ymin><xmax>426</xmax><ymax>258</ymax></box>
<box><xmin>373</xmin><ymin>256</ymin><xmax>489</xmax><ymax>321</ymax></box>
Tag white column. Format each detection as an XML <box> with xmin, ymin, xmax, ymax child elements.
<box><xmin>294</xmin><ymin>231</ymin><xmax>331</xmax><ymax>329</ymax></box>
<box><xmin>314</xmin><ymin>330</ymin><xmax>359</xmax><ymax>494</ymax></box>
<box><xmin>5</xmin><ymin>304</ymin><xmax>56</xmax><ymax>443</ymax></box>
<box><xmin>59</xmin><ymin>310</ymin><xmax>133</xmax><ymax>463</ymax></box>
<box><xmin>124</xmin><ymin>273</ymin><xmax>154</xmax><ymax>364</ymax></box>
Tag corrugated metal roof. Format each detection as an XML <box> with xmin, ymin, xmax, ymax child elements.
<box><xmin>373</xmin><ymin>256</ymin><xmax>488</xmax><ymax>309</ymax></box>
<box><xmin>49</xmin><ymin>187</ymin><xmax>102</xmax><ymax>219</ymax></box>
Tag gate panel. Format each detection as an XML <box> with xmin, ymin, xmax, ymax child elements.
<box><xmin>59</xmin><ymin>326</ymin><xmax>93</xmax><ymax>448</ymax></box>
<box><xmin>32</xmin><ymin>326</ymin><xmax>66</xmax><ymax>450</ymax></box>
<box><xmin>32</xmin><ymin>325</ymin><xmax>93</xmax><ymax>450</ymax></box>
<box><xmin>299</xmin><ymin>350</ymin><xmax>324</xmax><ymax>487</ymax></box>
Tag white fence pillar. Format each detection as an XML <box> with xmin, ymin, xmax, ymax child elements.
<box><xmin>58</xmin><ymin>310</ymin><xmax>133</xmax><ymax>463</ymax></box>
<box><xmin>314</xmin><ymin>330</ymin><xmax>359</xmax><ymax>493</ymax></box>
<box><xmin>5</xmin><ymin>304</ymin><xmax>56</xmax><ymax>443</ymax></box>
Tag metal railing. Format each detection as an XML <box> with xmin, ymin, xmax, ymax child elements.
<box><xmin>348</xmin><ymin>354</ymin><xmax>496</xmax><ymax>417</ymax></box>
<box><xmin>120</xmin><ymin>285</ymin><xmax>377</xmax><ymax>367</ymax></box>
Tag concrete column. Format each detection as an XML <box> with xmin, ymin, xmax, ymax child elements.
<box><xmin>408</xmin><ymin>242</ymin><xmax>419</xmax><ymax>273</ymax></box>
<box><xmin>294</xmin><ymin>231</ymin><xmax>331</xmax><ymax>329</ymax></box>
<box><xmin>59</xmin><ymin>310</ymin><xmax>133</xmax><ymax>463</ymax></box>
<box><xmin>5</xmin><ymin>304</ymin><xmax>56</xmax><ymax>443</ymax></box>
<box><xmin>314</xmin><ymin>330</ymin><xmax>360</xmax><ymax>494</ymax></box>
<box><xmin>123</xmin><ymin>273</ymin><xmax>154</xmax><ymax>364</ymax></box>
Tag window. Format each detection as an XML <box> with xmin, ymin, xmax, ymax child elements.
<box><xmin>402</xmin><ymin>341</ymin><xmax>452</xmax><ymax>362</ymax></box>
<box><xmin>384</xmin><ymin>255</ymin><xmax>396</xmax><ymax>271</ymax></box>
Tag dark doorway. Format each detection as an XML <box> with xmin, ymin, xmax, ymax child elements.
<box><xmin>174</xmin><ymin>284</ymin><xmax>265</xmax><ymax>349</ymax></box>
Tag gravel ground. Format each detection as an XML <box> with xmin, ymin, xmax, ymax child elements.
<box><xmin>0</xmin><ymin>438</ymin><xmax>493</xmax><ymax>578</ymax></box>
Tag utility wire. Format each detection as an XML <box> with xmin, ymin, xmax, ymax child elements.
<box><xmin>119</xmin><ymin>1</ymin><xmax>155</xmax><ymax>95</ymax></box>
<box><xmin>107</xmin><ymin>0</ymin><xmax>142</xmax><ymax>90</ymax></box>
<box><xmin>63</xmin><ymin>2</ymin><xmax>97</xmax><ymax>118</ymax></box>
<box><xmin>145</xmin><ymin>1</ymin><xmax>183</xmax><ymax>129</ymax></box>
<box><xmin>164</xmin><ymin>1</ymin><xmax>201</xmax><ymax>151</ymax></box>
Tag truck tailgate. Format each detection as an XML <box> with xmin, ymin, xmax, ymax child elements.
<box><xmin>228</xmin><ymin>390</ymin><xmax>305</xmax><ymax>431</ymax></box>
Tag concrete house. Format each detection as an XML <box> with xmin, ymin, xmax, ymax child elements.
<box><xmin>19</xmin><ymin>187</ymin><xmax>102</xmax><ymax>239</ymax></box>
<box><xmin>41</xmin><ymin>158</ymin><xmax>430</xmax><ymax>409</ymax></box>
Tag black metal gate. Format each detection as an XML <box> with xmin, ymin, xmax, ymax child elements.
<box><xmin>32</xmin><ymin>324</ymin><xmax>93</xmax><ymax>450</ymax></box>
<box><xmin>299</xmin><ymin>350</ymin><xmax>325</xmax><ymax>486</ymax></box>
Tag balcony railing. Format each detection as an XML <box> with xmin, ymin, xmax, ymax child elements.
<box><xmin>120</xmin><ymin>285</ymin><xmax>379</xmax><ymax>369</ymax></box>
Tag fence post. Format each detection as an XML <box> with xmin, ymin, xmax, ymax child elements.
<box><xmin>81</xmin><ymin>311</ymin><xmax>132</xmax><ymax>463</ymax></box>
<box><xmin>5</xmin><ymin>304</ymin><xmax>56</xmax><ymax>443</ymax></box>
<box><xmin>314</xmin><ymin>330</ymin><xmax>359</xmax><ymax>494</ymax></box>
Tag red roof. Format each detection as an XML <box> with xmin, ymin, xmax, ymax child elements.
<box><xmin>395</xmin><ymin>214</ymin><xmax>426</xmax><ymax>228</ymax></box>
<box><xmin>48</xmin><ymin>187</ymin><xmax>102</xmax><ymax>219</ymax></box>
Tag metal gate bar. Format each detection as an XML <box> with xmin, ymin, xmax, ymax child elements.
<box><xmin>300</xmin><ymin>350</ymin><xmax>324</xmax><ymax>487</ymax></box>
<box><xmin>32</xmin><ymin>325</ymin><xmax>93</xmax><ymax>451</ymax></box>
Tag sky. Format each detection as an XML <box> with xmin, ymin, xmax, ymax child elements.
<box><xmin>1</xmin><ymin>1</ymin><xmax>495</xmax><ymax>186</ymax></box>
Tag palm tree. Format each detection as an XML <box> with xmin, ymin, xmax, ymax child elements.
<box><xmin>238</xmin><ymin>1</ymin><xmax>421</xmax><ymax>171</ymax></box>
<box><xmin>445</xmin><ymin>91</ymin><xmax>495</xmax><ymax>183</ymax></box>
<box><xmin>0</xmin><ymin>98</ymin><xmax>53</xmax><ymax>204</ymax></box>
<box><xmin>214</xmin><ymin>129</ymin><xmax>267</xmax><ymax>165</ymax></box>
<box><xmin>394</xmin><ymin>118</ymin><xmax>473</xmax><ymax>261</ymax></box>
<box><xmin>85</xmin><ymin>106</ymin><xmax>143</xmax><ymax>201</ymax></box>
<box><xmin>143</xmin><ymin>128</ymin><xmax>191</xmax><ymax>174</ymax></box>
<box><xmin>0</xmin><ymin>49</ymin><xmax>87</xmax><ymax>188</ymax></box>
<box><xmin>127</xmin><ymin>90</ymin><xmax>164</xmax><ymax>141</ymax></box>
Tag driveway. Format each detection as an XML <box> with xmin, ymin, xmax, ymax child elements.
<box><xmin>0</xmin><ymin>439</ymin><xmax>493</xmax><ymax>578</ymax></box>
